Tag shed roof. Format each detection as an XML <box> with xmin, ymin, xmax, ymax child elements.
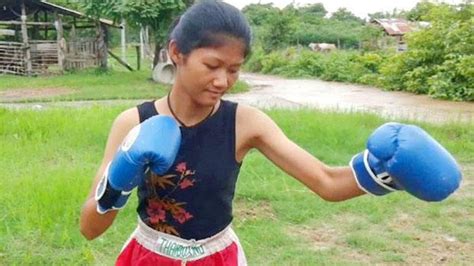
<box><xmin>0</xmin><ymin>0</ymin><xmax>119</xmax><ymax>28</ymax></box>
<box><xmin>371</xmin><ymin>18</ymin><xmax>412</xmax><ymax>36</ymax></box>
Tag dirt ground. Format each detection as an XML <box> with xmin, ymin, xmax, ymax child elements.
<box><xmin>0</xmin><ymin>88</ymin><xmax>74</xmax><ymax>101</ymax></box>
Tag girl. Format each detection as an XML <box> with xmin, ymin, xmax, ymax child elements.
<box><xmin>79</xmin><ymin>1</ymin><xmax>460</xmax><ymax>265</ymax></box>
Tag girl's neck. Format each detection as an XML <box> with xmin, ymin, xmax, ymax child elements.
<box><xmin>167</xmin><ymin>89</ymin><xmax>217</xmax><ymax>128</ymax></box>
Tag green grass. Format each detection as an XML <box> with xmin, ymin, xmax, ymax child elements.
<box><xmin>0</xmin><ymin>68</ymin><xmax>250</xmax><ymax>103</ymax></box>
<box><xmin>1</xmin><ymin>107</ymin><xmax>473</xmax><ymax>265</ymax></box>
<box><xmin>0</xmin><ymin>69</ymin><xmax>166</xmax><ymax>102</ymax></box>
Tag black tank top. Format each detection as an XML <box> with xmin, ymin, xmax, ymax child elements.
<box><xmin>136</xmin><ymin>100</ymin><xmax>241</xmax><ymax>240</ymax></box>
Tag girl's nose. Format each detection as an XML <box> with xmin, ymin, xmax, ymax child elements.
<box><xmin>212</xmin><ymin>69</ymin><xmax>228</xmax><ymax>89</ymax></box>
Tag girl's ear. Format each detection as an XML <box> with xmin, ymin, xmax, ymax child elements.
<box><xmin>168</xmin><ymin>40</ymin><xmax>184</xmax><ymax>65</ymax></box>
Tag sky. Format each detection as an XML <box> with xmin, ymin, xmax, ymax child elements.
<box><xmin>223</xmin><ymin>0</ymin><xmax>465</xmax><ymax>19</ymax></box>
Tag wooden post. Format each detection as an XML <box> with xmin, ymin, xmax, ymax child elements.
<box><xmin>140</xmin><ymin>25</ymin><xmax>144</xmax><ymax>59</ymax></box>
<box><xmin>33</xmin><ymin>11</ymin><xmax>39</xmax><ymax>40</ymax></box>
<box><xmin>108</xmin><ymin>49</ymin><xmax>134</xmax><ymax>71</ymax></box>
<box><xmin>44</xmin><ymin>11</ymin><xmax>48</xmax><ymax>39</ymax></box>
<box><xmin>136</xmin><ymin>45</ymin><xmax>141</xmax><ymax>71</ymax></box>
<box><xmin>55</xmin><ymin>12</ymin><xmax>65</xmax><ymax>72</ymax></box>
<box><xmin>144</xmin><ymin>25</ymin><xmax>150</xmax><ymax>59</ymax></box>
<box><xmin>21</xmin><ymin>1</ymin><xmax>32</xmax><ymax>76</ymax></box>
<box><xmin>121</xmin><ymin>18</ymin><xmax>127</xmax><ymax>62</ymax></box>
<box><xmin>97</xmin><ymin>22</ymin><xmax>108</xmax><ymax>69</ymax></box>
<box><xmin>70</xmin><ymin>18</ymin><xmax>76</xmax><ymax>55</ymax></box>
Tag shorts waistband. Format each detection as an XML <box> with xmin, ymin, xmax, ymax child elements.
<box><xmin>133</xmin><ymin>218</ymin><xmax>237</xmax><ymax>261</ymax></box>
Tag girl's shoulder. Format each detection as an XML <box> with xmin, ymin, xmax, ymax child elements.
<box><xmin>109</xmin><ymin>106</ymin><xmax>141</xmax><ymax>137</ymax></box>
<box><xmin>236</xmin><ymin>103</ymin><xmax>277</xmax><ymax>142</ymax></box>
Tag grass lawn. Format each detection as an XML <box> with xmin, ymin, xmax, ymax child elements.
<box><xmin>0</xmin><ymin>68</ymin><xmax>250</xmax><ymax>103</ymax></box>
<box><xmin>0</xmin><ymin>106</ymin><xmax>472</xmax><ymax>265</ymax></box>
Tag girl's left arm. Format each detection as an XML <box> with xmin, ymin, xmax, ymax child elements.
<box><xmin>239</xmin><ymin>106</ymin><xmax>365</xmax><ymax>202</ymax></box>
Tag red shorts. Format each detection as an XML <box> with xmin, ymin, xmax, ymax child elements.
<box><xmin>116</xmin><ymin>219</ymin><xmax>247</xmax><ymax>266</ymax></box>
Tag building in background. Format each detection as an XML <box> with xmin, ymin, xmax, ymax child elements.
<box><xmin>0</xmin><ymin>0</ymin><xmax>120</xmax><ymax>76</ymax></box>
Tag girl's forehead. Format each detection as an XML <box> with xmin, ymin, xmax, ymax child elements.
<box><xmin>192</xmin><ymin>40</ymin><xmax>246</xmax><ymax>63</ymax></box>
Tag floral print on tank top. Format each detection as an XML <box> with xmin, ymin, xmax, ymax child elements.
<box><xmin>144</xmin><ymin>162</ymin><xmax>195</xmax><ymax>236</ymax></box>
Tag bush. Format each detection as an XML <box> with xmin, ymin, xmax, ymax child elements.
<box><xmin>378</xmin><ymin>53</ymin><xmax>410</xmax><ymax>91</ymax></box>
<box><xmin>320</xmin><ymin>52</ymin><xmax>369</xmax><ymax>83</ymax></box>
<box><xmin>260</xmin><ymin>51</ymin><xmax>289</xmax><ymax>74</ymax></box>
<box><xmin>242</xmin><ymin>2</ymin><xmax>472</xmax><ymax>101</ymax></box>
<box><xmin>428</xmin><ymin>54</ymin><xmax>474</xmax><ymax>101</ymax></box>
<box><xmin>245</xmin><ymin>49</ymin><xmax>377</xmax><ymax>83</ymax></box>
<box><xmin>244</xmin><ymin>47</ymin><xmax>266</xmax><ymax>72</ymax></box>
<box><xmin>356</xmin><ymin>53</ymin><xmax>384</xmax><ymax>73</ymax></box>
<box><xmin>376</xmin><ymin>3</ymin><xmax>473</xmax><ymax>101</ymax></box>
<box><xmin>283</xmin><ymin>50</ymin><xmax>325</xmax><ymax>77</ymax></box>
<box><xmin>403</xmin><ymin>66</ymin><xmax>435</xmax><ymax>94</ymax></box>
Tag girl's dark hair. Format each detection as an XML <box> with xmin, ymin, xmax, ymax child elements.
<box><xmin>169</xmin><ymin>0</ymin><xmax>251</xmax><ymax>57</ymax></box>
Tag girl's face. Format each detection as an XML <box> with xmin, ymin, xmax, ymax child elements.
<box><xmin>170</xmin><ymin>38</ymin><xmax>246</xmax><ymax>107</ymax></box>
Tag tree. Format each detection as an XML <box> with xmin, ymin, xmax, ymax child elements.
<box><xmin>82</xmin><ymin>0</ymin><xmax>193</xmax><ymax>66</ymax></box>
<box><xmin>405</xmin><ymin>1</ymin><xmax>437</xmax><ymax>21</ymax></box>
<box><xmin>368</xmin><ymin>11</ymin><xmax>393</xmax><ymax>20</ymax></box>
<box><xmin>242</xmin><ymin>3</ymin><xmax>279</xmax><ymax>27</ymax></box>
<box><xmin>330</xmin><ymin>8</ymin><xmax>363</xmax><ymax>23</ymax></box>
<box><xmin>380</xmin><ymin>3</ymin><xmax>473</xmax><ymax>100</ymax></box>
<box><xmin>260</xmin><ymin>10</ymin><xmax>297</xmax><ymax>52</ymax></box>
<box><xmin>297</xmin><ymin>3</ymin><xmax>327</xmax><ymax>25</ymax></box>
<box><xmin>47</xmin><ymin>0</ymin><xmax>82</xmax><ymax>10</ymax></box>
<box><xmin>299</xmin><ymin>3</ymin><xmax>327</xmax><ymax>17</ymax></box>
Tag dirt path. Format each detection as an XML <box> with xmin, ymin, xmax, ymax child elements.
<box><xmin>2</xmin><ymin>72</ymin><xmax>473</xmax><ymax>124</ymax></box>
<box><xmin>224</xmin><ymin>73</ymin><xmax>474</xmax><ymax>124</ymax></box>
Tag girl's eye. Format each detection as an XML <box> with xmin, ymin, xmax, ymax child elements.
<box><xmin>205</xmin><ymin>64</ymin><xmax>219</xmax><ymax>70</ymax></box>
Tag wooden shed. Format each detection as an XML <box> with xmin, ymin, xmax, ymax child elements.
<box><xmin>0</xmin><ymin>0</ymin><xmax>120</xmax><ymax>76</ymax></box>
<box><xmin>370</xmin><ymin>18</ymin><xmax>413</xmax><ymax>52</ymax></box>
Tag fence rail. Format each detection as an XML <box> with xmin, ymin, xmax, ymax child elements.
<box><xmin>0</xmin><ymin>41</ymin><xmax>24</xmax><ymax>75</ymax></box>
<box><xmin>0</xmin><ymin>39</ymin><xmax>101</xmax><ymax>75</ymax></box>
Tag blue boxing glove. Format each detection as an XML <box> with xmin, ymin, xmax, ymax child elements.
<box><xmin>95</xmin><ymin>115</ymin><xmax>181</xmax><ymax>214</ymax></box>
<box><xmin>350</xmin><ymin>122</ymin><xmax>462</xmax><ymax>201</ymax></box>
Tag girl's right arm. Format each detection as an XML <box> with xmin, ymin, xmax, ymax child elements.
<box><xmin>79</xmin><ymin>108</ymin><xmax>139</xmax><ymax>240</ymax></box>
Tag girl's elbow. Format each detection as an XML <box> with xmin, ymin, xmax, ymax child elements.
<box><xmin>311</xmin><ymin>174</ymin><xmax>348</xmax><ymax>202</ymax></box>
<box><xmin>79</xmin><ymin>204</ymin><xmax>105</xmax><ymax>240</ymax></box>
<box><xmin>80</xmin><ymin>223</ymin><xmax>100</xmax><ymax>240</ymax></box>
<box><xmin>315</xmin><ymin>189</ymin><xmax>346</xmax><ymax>202</ymax></box>
<box><xmin>313</xmin><ymin>166</ymin><xmax>358</xmax><ymax>202</ymax></box>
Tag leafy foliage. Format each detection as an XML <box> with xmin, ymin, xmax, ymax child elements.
<box><xmin>242</xmin><ymin>3</ymin><xmax>280</xmax><ymax>26</ymax></box>
<box><xmin>244</xmin><ymin>1</ymin><xmax>473</xmax><ymax>101</ymax></box>
<box><xmin>81</xmin><ymin>0</ymin><xmax>192</xmax><ymax>45</ymax></box>
<box><xmin>46</xmin><ymin>0</ymin><xmax>82</xmax><ymax>10</ymax></box>
<box><xmin>331</xmin><ymin>8</ymin><xmax>364</xmax><ymax>24</ymax></box>
<box><xmin>260</xmin><ymin>9</ymin><xmax>298</xmax><ymax>53</ymax></box>
<box><xmin>243</xmin><ymin>3</ymin><xmax>380</xmax><ymax>50</ymax></box>
<box><xmin>378</xmin><ymin>3</ymin><xmax>473</xmax><ymax>100</ymax></box>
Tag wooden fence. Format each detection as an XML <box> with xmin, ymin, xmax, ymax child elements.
<box><xmin>64</xmin><ymin>39</ymin><xmax>99</xmax><ymax>70</ymax></box>
<box><xmin>30</xmin><ymin>40</ymin><xmax>59</xmax><ymax>75</ymax></box>
<box><xmin>0</xmin><ymin>39</ymin><xmax>100</xmax><ymax>75</ymax></box>
<box><xmin>0</xmin><ymin>41</ymin><xmax>25</xmax><ymax>75</ymax></box>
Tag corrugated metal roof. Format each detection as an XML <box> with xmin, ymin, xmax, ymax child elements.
<box><xmin>0</xmin><ymin>0</ymin><xmax>120</xmax><ymax>28</ymax></box>
<box><xmin>371</xmin><ymin>18</ymin><xmax>412</xmax><ymax>36</ymax></box>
